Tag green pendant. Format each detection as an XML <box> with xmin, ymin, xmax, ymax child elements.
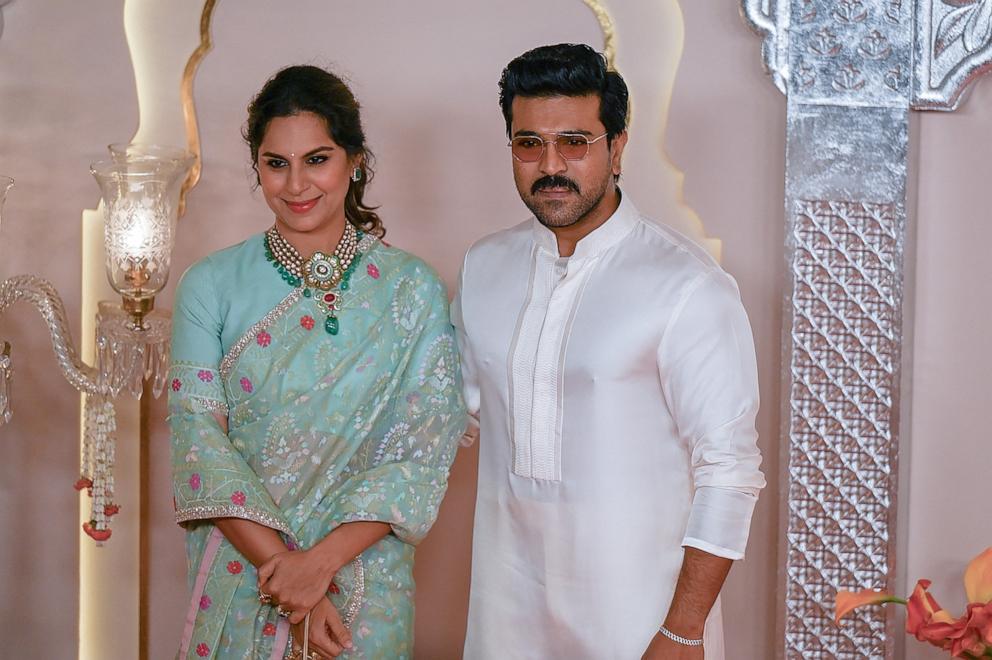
<box><xmin>324</xmin><ymin>315</ymin><xmax>339</xmax><ymax>335</ymax></box>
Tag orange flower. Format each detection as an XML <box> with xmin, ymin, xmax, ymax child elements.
<box><xmin>948</xmin><ymin>603</ymin><xmax>991</xmax><ymax>658</ymax></box>
<box><xmin>906</xmin><ymin>580</ymin><xmax>958</xmax><ymax>643</ymax></box>
<box><xmin>964</xmin><ymin>602</ymin><xmax>992</xmax><ymax>646</ymax></box>
<box><xmin>836</xmin><ymin>549</ymin><xmax>992</xmax><ymax>657</ymax></box>
<box><xmin>835</xmin><ymin>588</ymin><xmax>902</xmax><ymax>624</ymax></box>
<box><xmin>964</xmin><ymin>547</ymin><xmax>992</xmax><ymax>605</ymax></box>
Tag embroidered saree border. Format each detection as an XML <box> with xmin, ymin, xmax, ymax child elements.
<box><xmin>175</xmin><ymin>504</ymin><xmax>295</xmax><ymax>539</ymax></box>
<box><xmin>219</xmin><ymin>289</ymin><xmax>302</xmax><ymax>380</ymax></box>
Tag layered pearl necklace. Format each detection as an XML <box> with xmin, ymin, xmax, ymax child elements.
<box><xmin>264</xmin><ymin>222</ymin><xmax>364</xmax><ymax>335</ymax></box>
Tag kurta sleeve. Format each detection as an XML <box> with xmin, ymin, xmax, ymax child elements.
<box><xmin>451</xmin><ymin>255</ymin><xmax>481</xmax><ymax>439</ymax></box>
<box><xmin>657</xmin><ymin>270</ymin><xmax>766</xmax><ymax>560</ymax></box>
<box><xmin>169</xmin><ymin>260</ymin><xmax>293</xmax><ymax>536</ymax></box>
<box><xmin>332</xmin><ymin>272</ymin><xmax>467</xmax><ymax>545</ymax></box>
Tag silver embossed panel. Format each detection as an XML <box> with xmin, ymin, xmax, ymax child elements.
<box><xmin>786</xmin><ymin>200</ymin><xmax>901</xmax><ymax>658</ymax></box>
<box><xmin>740</xmin><ymin>1</ymin><xmax>991</xmax><ymax>656</ymax></box>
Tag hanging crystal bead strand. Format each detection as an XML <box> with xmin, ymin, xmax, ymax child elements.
<box><xmin>80</xmin><ymin>394</ymin><xmax>117</xmax><ymax>543</ymax></box>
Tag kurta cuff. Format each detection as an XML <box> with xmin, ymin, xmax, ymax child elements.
<box><xmin>681</xmin><ymin>485</ymin><xmax>759</xmax><ymax>560</ymax></box>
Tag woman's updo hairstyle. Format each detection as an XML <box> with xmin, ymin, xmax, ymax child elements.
<box><xmin>244</xmin><ymin>65</ymin><xmax>384</xmax><ymax>237</ymax></box>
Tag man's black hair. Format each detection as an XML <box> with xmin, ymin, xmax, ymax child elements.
<box><xmin>498</xmin><ymin>43</ymin><xmax>629</xmax><ymax>143</ymax></box>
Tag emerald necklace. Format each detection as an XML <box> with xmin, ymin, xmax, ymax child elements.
<box><xmin>263</xmin><ymin>222</ymin><xmax>367</xmax><ymax>335</ymax></box>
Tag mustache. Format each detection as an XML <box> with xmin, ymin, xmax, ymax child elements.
<box><xmin>531</xmin><ymin>175</ymin><xmax>580</xmax><ymax>195</ymax></box>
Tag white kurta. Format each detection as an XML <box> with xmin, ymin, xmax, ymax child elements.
<box><xmin>453</xmin><ymin>195</ymin><xmax>766</xmax><ymax>659</ymax></box>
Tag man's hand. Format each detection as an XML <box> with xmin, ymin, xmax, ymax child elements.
<box><xmin>258</xmin><ymin>548</ymin><xmax>336</xmax><ymax>624</ymax></box>
<box><xmin>641</xmin><ymin>631</ymin><xmax>704</xmax><ymax>659</ymax></box>
<box><xmin>289</xmin><ymin>597</ymin><xmax>352</xmax><ymax>658</ymax></box>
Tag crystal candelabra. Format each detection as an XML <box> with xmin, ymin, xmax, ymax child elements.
<box><xmin>0</xmin><ymin>145</ymin><xmax>194</xmax><ymax>542</ymax></box>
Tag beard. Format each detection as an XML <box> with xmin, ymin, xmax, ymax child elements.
<box><xmin>519</xmin><ymin>173</ymin><xmax>612</xmax><ymax>229</ymax></box>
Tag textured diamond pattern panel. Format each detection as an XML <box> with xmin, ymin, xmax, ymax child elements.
<box><xmin>784</xmin><ymin>200</ymin><xmax>902</xmax><ymax>659</ymax></box>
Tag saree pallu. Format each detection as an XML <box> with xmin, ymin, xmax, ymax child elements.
<box><xmin>168</xmin><ymin>234</ymin><xmax>465</xmax><ymax>659</ymax></box>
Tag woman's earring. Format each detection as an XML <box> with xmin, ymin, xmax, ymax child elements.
<box><xmin>351</xmin><ymin>167</ymin><xmax>362</xmax><ymax>182</ymax></box>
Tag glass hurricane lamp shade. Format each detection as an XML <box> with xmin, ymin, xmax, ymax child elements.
<box><xmin>90</xmin><ymin>149</ymin><xmax>194</xmax><ymax>329</ymax></box>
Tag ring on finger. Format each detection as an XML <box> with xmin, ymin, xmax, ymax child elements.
<box><xmin>258</xmin><ymin>590</ymin><xmax>272</xmax><ymax>604</ymax></box>
<box><xmin>277</xmin><ymin>605</ymin><xmax>291</xmax><ymax>618</ymax></box>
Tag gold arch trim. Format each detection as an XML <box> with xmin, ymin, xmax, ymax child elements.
<box><xmin>582</xmin><ymin>0</ymin><xmax>616</xmax><ymax>67</ymax></box>
<box><xmin>178</xmin><ymin>0</ymin><xmax>217</xmax><ymax>215</ymax></box>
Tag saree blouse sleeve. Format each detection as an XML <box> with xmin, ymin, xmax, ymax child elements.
<box><xmin>169</xmin><ymin>259</ymin><xmax>293</xmax><ymax>536</ymax></box>
<box><xmin>333</xmin><ymin>270</ymin><xmax>466</xmax><ymax>545</ymax></box>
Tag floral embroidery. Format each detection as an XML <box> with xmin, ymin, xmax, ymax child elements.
<box><xmin>227</xmin><ymin>560</ymin><xmax>243</xmax><ymax>575</ymax></box>
<box><xmin>189</xmin><ymin>473</ymin><xmax>201</xmax><ymax>491</ymax></box>
<box><xmin>230</xmin><ymin>490</ymin><xmax>246</xmax><ymax>506</ymax></box>
<box><xmin>171</xmin><ymin>378</ymin><xmax>182</xmax><ymax>392</ymax></box>
<box><xmin>197</xmin><ymin>370</ymin><xmax>214</xmax><ymax>383</ymax></box>
<box><xmin>329</xmin><ymin>581</ymin><xmax>341</xmax><ymax>595</ymax></box>
<box><xmin>367</xmin><ymin>263</ymin><xmax>380</xmax><ymax>279</ymax></box>
<box><xmin>195</xmin><ymin>642</ymin><xmax>210</xmax><ymax>657</ymax></box>
<box><xmin>256</xmin><ymin>331</ymin><xmax>272</xmax><ymax>347</ymax></box>
<box><xmin>262</xmin><ymin>622</ymin><xmax>277</xmax><ymax>636</ymax></box>
<box><xmin>240</xmin><ymin>377</ymin><xmax>253</xmax><ymax>393</ymax></box>
<box><xmin>199</xmin><ymin>594</ymin><xmax>211</xmax><ymax>611</ymax></box>
<box><xmin>300</xmin><ymin>315</ymin><xmax>315</xmax><ymax>330</ymax></box>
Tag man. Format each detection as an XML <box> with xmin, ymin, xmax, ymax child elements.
<box><xmin>452</xmin><ymin>44</ymin><xmax>765</xmax><ymax>659</ymax></box>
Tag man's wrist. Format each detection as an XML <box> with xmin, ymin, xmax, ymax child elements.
<box><xmin>658</xmin><ymin>624</ymin><xmax>704</xmax><ymax>647</ymax></box>
<box><xmin>662</xmin><ymin>616</ymin><xmax>706</xmax><ymax>639</ymax></box>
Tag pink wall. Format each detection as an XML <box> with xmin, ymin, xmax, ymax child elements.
<box><xmin>903</xmin><ymin>79</ymin><xmax>992</xmax><ymax>660</ymax></box>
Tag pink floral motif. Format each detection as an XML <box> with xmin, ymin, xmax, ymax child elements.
<box><xmin>171</xmin><ymin>378</ymin><xmax>182</xmax><ymax>392</ymax></box>
<box><xmin>262</xmin><ymin>622</ymin><xmax>277</xmax><ymax>636</ymax></box>
<box><xmin>199</xmin><ymin>594</ymin><xmax>212</xmax><ymax>611</ymax></box>
<box><xmin>195</xmin><ymin>642</ymin><xmax>210</xmax><ymax>657</ymax></box>
<box><xmin>256</xmin><ymin>331</ymin><xmax>272</xmax><ymax>347</ymax></box>
<box><xmin>300</xmin><ymin>315</ymin><xmax>315</xmax><ymax>330</ymax></box>
<box><xmin>227</xmin><ymin>560</ymin><xmax>243</xmax><ymax>575</ymax></box>
<box><xmin>230</xmin><ymin>490</ymin><xmax>246</xmax><ymax>506</ymax></box>
<box><xmin>286</xmin><ymin>540</ymin><xmax>298</xmax><ymax>551</ymax></box>
<box><xmin>367</xmin><ymin>263</ymin><xmax>380</xmax><ymax>279</ymax></box>
<box><xmin>189</xmin><ymin>473</ymin><xmax>201</xmax><ymax>491</ymax></box>
<box><xmin>197</xmin><ymin>370</ymin><xmax>214</xmax><ymax>383</ymax></box>
<box><xmin>240</xmin><ymin>377</ymin><xmax>253</xmax><ymax>393</ymax></box>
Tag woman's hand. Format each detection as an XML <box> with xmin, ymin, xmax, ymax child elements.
<box><xmin>289</xmin><ymin>597</ymin><xmax>353</xmax><ymax>659</ymax></box>
<box><xmin>258</xmin><ymin>548</ymin><xmax>337</xmax><ymax>624</ymax></box>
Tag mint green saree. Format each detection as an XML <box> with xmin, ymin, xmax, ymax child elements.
<box><xmin>168</xmin><ymin>231</ymin><xmax>465</xmax><ymax>659</ymax></box>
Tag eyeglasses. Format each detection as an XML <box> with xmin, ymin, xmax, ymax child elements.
<box><xmin>508</xmin><ymin>132</ymin><xmax>609</xmax><ymax>163</ymax></box>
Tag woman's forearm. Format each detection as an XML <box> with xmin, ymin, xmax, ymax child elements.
<box><xmin>309</xmin><ymin>521</ymin><xmax>391</xmax><ymax>575</ymax></box>
<box><xmin>208</xmin><ymin>413</ymin><xmax>386</xmax><ymax>574</ymax></box>
<box><xmin>214</xmin><ymin>517</ymin><xmax>289</xmax><ymax>568</ymax></box>
<box><xmin>208</xmin><ymin>412</ymin><xmax>289</xmax><ymax>567</ymax></box>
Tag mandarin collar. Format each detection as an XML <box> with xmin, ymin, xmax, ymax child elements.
<box><xmin>531</xmin><ymin>191</ymin><xmax>639</xmax><ymax>259</ymax></box>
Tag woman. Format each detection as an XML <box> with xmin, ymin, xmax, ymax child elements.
<box><xmin>169</xmin><ymin>65</ymin><xmax>465</xmax><ymax>659</ymax></box>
